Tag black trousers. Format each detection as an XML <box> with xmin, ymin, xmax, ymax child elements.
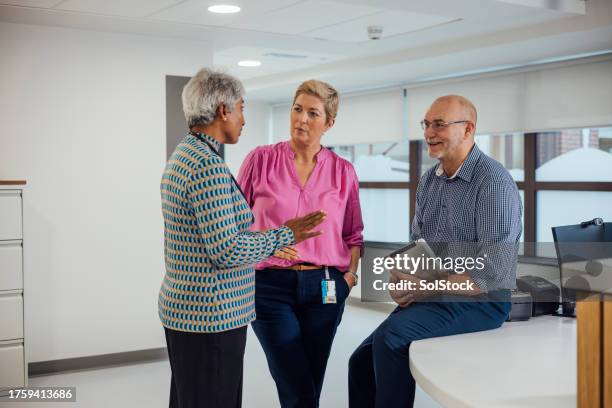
<box><xmin>164</xmin><ymin>326</ymin><xmax>247</xmax><ymax>408</ymax></box>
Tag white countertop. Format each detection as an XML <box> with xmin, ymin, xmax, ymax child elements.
<box><xmin>409</xmin><ymin>316</ymin><xmax>576</xmax><ymax>408</ymax></box>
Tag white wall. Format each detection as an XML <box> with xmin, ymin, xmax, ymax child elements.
<box><xmin>225</xmin><ymin>100</ymin><xmax>272</xmax><ymax>175</ymax></box>
<box><xmin>271</xmin><ymin>103</ymin><xmax>291</xmax><ymax>143</ymax></box>
<box><xmin>271</xmin><ymin>88</ymin><xmax>405</xmax><ymax>146</ymax></box>
<box><xmin>0</xmin><ymin>22</ymin><xmax>213</xmax><ymax>362</ymax></box>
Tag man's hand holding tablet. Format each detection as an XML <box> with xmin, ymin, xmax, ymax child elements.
<box><xmin>385</xmin><ymin>239</ymin><xmax>448</xmax><ymax>306</ymax></box>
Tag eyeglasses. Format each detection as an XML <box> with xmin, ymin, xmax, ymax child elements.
<box><xmin>420</xmin><ymin>119</ymin><xmax>471</xmax><ymax>131</ymax></box>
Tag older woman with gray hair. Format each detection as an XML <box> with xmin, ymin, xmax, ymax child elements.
<box><xmin>158</xmin><ymin>68</ymin><xmax>326</xmax><ymax>408</ymax></box>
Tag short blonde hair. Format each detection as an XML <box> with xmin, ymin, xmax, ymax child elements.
<box><xmin>292</xmin><ymin>79</ymin><xmax>339</xmax><ymax>121</ymax></box>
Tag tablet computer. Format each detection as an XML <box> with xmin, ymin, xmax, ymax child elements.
<box><xmin>386</xmin><ymin>239</ymin><xmax>446</xmax><ymax>281</ymax></box>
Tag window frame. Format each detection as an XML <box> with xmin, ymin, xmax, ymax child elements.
<box><xmin>358</xmin><ymin>132</ymin><xmax>612</xmax><ymax>259</ymax></box>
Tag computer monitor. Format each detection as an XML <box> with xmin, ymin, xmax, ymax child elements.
<box><xmin>552</xmin><ymin>219</ymin><xmax>612</xmax><ymax>315</ymax></box>
<box><xmin>552</xmin><ymin>220</ymin><xmax>611</xmax><ymax>261</ymax></box>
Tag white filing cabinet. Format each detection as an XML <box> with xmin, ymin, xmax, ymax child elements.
<box><xmin>0</xmin><ymin>182</ymin><xmax>27</xmax><ymax>392</ymax></box>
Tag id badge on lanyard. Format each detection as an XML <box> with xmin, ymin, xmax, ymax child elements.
<box><xmin>321</xmin><ymin>267</ymin><xmax>336</xmax><ymax>304</ymax></box>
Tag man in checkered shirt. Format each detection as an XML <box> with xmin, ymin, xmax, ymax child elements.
<box><xmin>349</xmin><ymin>95</ymin><xmax>522</xmax><ymax>408</ymax></box>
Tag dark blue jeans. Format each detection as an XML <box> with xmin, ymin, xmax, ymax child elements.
<box><xmin>348</xmin><ymin>293</ymin><xmax>511</xmax><ymax>408</ymax></box>
<box><xmin>252</xmin><ymin>267</ymin><xmax>350</xmax><ymax>408</ymax></box>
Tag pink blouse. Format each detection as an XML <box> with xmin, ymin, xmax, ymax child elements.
<box><xmin>237</xmin><ymin>141</ymin><xmax>364</xmax><ymax>271</ymax></box>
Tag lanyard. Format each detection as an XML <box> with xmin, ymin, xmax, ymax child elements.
<box><xmin>189</xmin><ymin>132</ymin><xmax>248</xmax><ymax>202</ymax></box>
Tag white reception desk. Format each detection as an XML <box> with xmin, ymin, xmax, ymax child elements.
<box><xmin>409</xmin><ymin>316</ymin><xmax>576</xmax><ymax>408</ymax></box>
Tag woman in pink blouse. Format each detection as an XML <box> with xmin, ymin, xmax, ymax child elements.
<box><xmin>238</xmin><ymin>80</ymin><xmax>364</xmax><ymax>408</ymax></box>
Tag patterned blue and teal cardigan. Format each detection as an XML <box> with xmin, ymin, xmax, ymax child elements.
<box><xmin>158</xmin><ymin>133</ymin><xmax>295</xmax><ymax>333</ymax></box>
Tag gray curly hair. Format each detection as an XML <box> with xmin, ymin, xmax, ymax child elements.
<box><xmin>182</xmin><ymin>68</ymin><xmax>245</xmax><ymax>129</ymax></box>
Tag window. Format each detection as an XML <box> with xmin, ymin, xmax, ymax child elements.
<box><xmin>332</xmin><ymin>140</ymin><xmax>409</xmax><ymax>182</ymax></box>
<box><xmin>333</xmin><ymin>127</ymin><xmax>612</xmax><ymax>255</ymax></box>
<box><xmin>537</xmin><ymin>191</ymin><xmax>612</xmax><ymax>243</ymax></box>
<box><xmin>330</xmin><ymin>141</ymin><xmax>410</xmax><ymax>243</ymax></box>
<box><xmin>476</xmin><ymin>133</ymin><xmax>524</xmax><ymax>181</ymax></box>
<box><xmin>526</xmin><ymin>127</ymin><xmax>612</xmax><ymax>256</ymax></box>
<box><xmin>529</xmin><ymin>127</ymin><xmax>612</xmax><ymax>255</ymax></box>
<box><xmin>359</xmin><ymin>189</ymin><xmax>410</xmax><ymax>242</ymax></box>
<box><xmin>420</xmin><ymin>133</ymin><xmax>524</xmax><ymax>180</ymax></box>
<box><xmin>536</xmin><ymin>128</ymin><xmax>612</xmax><ymax>182</ymax></box>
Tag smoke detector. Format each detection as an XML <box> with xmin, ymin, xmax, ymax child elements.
<box><xmin>367</xmin><ymin>25</ymin><xmax>383</xmax><ymax>40</ymax></box>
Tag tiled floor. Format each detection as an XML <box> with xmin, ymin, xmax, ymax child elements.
<box><xmin>1</xmin><ymin>303</ymin><xmax>441</xmax><ymax>407</ymax></box>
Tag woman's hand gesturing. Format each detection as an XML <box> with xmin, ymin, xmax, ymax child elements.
<box><xmin>284</xmin><ymin>210</ymin><xmax>326</xmax><ymax>244</ymax></box>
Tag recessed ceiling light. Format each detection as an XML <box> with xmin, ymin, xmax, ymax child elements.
<box><xmin>237</xmin><ymin>60</ymin><xmax>261</xmax><ymax>67</ymax></box>
<box><xmin>207</xmin><ymin>5</ymin><xmax>241</xmax><ymax>14</ymax></box>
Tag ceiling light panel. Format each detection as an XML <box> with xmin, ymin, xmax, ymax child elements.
<box><xmin>0</xmin><ymin>0</ymin><xmax>64</xmax><ymax>7</ymax></box>
<box><xmin>150</xmin><ymin>0</ymin><xmax>301</xmax><ymax>26</ymax></box>
<box><xmin>223</xmin><ymin>66</ymin><xmax>288</xmax><ymax>81</ymax></box>
<box><xmin>55</xmin><ymin>0</ymin><xmax>184</xmax><ymax>18</ymax></box>
<box><xmin>228</xmin><ymin>0</ymin><xmax>380</xmax><ymax>35</ymax></box>
<box><xmin>237</xmin><ymin>60</ymin><xmax>261</xmax><ymax>66</ymax></box>
<box><xmin>304</xmin><ymin>10</ymin><xmax>459</xmax><ymax>43</ymax></box>
<box><xmin>215</xmin><ymin>57</ymin><xmax>307</xmax><ymax>81</ymax></box>
<box><xmin>214</xmin><ymin>46</ymin><xmax>344</xmax><ymax>79</ymax></box>
<box><xmin>208</xmin><ymin>5</ymin><xmax>241</xmax><ymax>14</ymax></box>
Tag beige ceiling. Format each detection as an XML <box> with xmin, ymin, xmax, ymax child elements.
<box><xmin>29</xmin><ymin>0</ymin><xmax>460</xmax><ymax>42</ymax></box>
<box><xmin>1</xmin><ymin>0</ymin><xmax>609</xmax><ymax>101</ymax></box>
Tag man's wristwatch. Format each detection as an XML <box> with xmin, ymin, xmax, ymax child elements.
<box><xmin>346</xmin><ymin>271</ymin><xmax>359</xmax><ymax>286</ymax></box>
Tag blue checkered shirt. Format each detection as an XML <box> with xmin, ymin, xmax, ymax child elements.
<box><xmin>411</xmin><ymin>144</ymin><xmax>522</xmax><ymax>291</ymax></box>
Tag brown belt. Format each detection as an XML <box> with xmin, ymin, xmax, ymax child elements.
<box><xmin>268</xmin><ymin>264</ymin><xmax>324</xmax><ymax>271</ymax></box>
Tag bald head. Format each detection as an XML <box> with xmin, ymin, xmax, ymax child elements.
<box><xmin>431</xmin><ymin>95</ymin><xmax>477</xmax><ymax>125</ymax></box>
<box><xmin>424</xmin><ymin>94</ymin><xmax>478</xmax><ymax>166</ymax></box>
